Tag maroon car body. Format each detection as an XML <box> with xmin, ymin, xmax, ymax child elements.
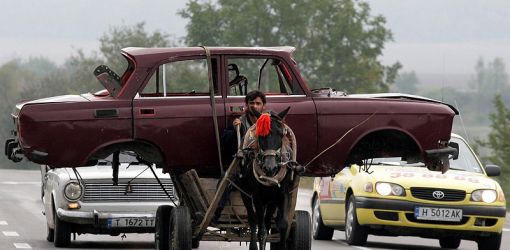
<box><xmin>5</xmin><ymin>47</ymin><xmax>457</xmax><ymax>177</ymax></box>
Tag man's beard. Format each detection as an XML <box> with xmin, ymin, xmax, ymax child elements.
<box><xmin>247</xmin><ymin>107</ymin><xmax>257</xmax><ymax>116</ymax></box>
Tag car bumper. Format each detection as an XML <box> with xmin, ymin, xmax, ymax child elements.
<box><xmin>56</xmin><ymin>208</ymin><xmax>160</xmax><ymax>234</ymax></box>
<box><xmin>56</xmin><ymin>208</ymin><xmax>155</xmax><ymax>225</ymax></box>
<box><xmin>355</xmin><ymin>196</ymin><xmax>505</xmax><ymax>237</ymax></box>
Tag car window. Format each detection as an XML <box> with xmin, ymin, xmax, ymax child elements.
<box><xmin>227</xmin><ymin>57</ymin><xmax>303</xmax><ymax>96</ymax></box>
<box><xmin>141</xmin><ymin>58</ymin><xmax>218</xmax><ymax>97</ymax></box>
<box><xmin>448</xmin><ymin>137</ymin><xmax>483</xmax><ymax>173</ymax></box>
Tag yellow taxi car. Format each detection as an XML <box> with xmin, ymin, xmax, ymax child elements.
<box><xmin>311</xmin><ymin>134</ymin><xmax>505</xmax><ymax>249</ymax></box>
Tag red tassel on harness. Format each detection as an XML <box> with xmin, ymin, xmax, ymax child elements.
<box><xmin>256</xmin><ymin>113</ymin><xmax>271</xmax><ymax>137</ymax></box>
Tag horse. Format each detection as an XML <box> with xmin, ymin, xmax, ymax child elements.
<box><xmin>236</xmin><ymin>107</ymin><xmax>302</xmax><ymax>250</ymax></box>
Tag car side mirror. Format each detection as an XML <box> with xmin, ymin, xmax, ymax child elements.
<box><xmin>485</xmin><ymin>164</ymin><xmax>501</xmax><ymax>177</ymax></box>
<box><xmin>448</xmin><ymin>141</ymin><xmax>459</xmax><ymax>160</ymax></box>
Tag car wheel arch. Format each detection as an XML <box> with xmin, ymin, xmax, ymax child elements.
<box><xmin>345</xmin><ymin>188</ymin><xmax>354</xmax><ymax>210</ymax></box>
<box><xmin>48</xmin><ymin>194</ymin><xmax>57</xmax><ymax>229</ymax></box>
<box><xmin>311</xmin><ymin>192</ymin><xmax>318</xmax><ymax>208</ymax></box>
<box><xmin>88</xmin><ymin>140</ymin><xmax>165</xmax><ymax>165</ymax></box>
<box><xmin>345</xmin><ymin>129</ymin><xmax>422</xmax><ymax>166</ymax></box>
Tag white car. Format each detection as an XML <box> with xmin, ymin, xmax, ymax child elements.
<box><xmin>41</xmin><ymin>158</ymin><xmax>176</xmax><ymax>247</ymax></box>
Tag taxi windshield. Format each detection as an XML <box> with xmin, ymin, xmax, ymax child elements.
<box><xmin>364</xmin><ymin>137</ymin><xmax>483</xmax><ymax>174</ymax></box>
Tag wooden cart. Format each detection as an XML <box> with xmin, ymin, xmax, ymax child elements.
<box><xmin>154</xmin><ymin>159</ymin><xmax>311</xmax><ymax>250</ymax></box>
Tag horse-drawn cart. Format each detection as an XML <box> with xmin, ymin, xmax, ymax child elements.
<box><xmin>154</xmin><ymin>155</ymin><xmax>311</xmax><ymax>250</ymax></box>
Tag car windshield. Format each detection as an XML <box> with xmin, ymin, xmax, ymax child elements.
<box><xmin>364</xmin><ymin>136</ymin><xmax>483</xmax><ymax>174</ymax></box>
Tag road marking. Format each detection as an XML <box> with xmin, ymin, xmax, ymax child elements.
<box><xmin>503</xmin><ymin>228</ymin><xmax>510</xmax><ymax>232</ymax></box>
<box><xmin>0</xmin><ymin>181</ymin><xmax>39</xmax><ymax>185</ymax></box>
<box><xmin>0</xmin><ymin>221</ymin><xmax>7</xmax><ymax>225</ymax></box>
<box><xmin>335</xmin><ymin>239</ymin><xmax>372</xmax><ymax>250</ymax></box>
<box><xmin>3</xmin><ymin>231</ymin><xmax>19</xmax><ymax>236</ymax></box>
<box><xmin>13</xmin><ymin>243</ymin><xmax>31</xmax><ymax>249</ymax></box>
<box><xmin>352</xmin><ymin>246</ymin><xmax>372</xmax><ymax>250</ymax></box>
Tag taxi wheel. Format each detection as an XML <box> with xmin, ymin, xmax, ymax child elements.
<box><xmin>344</xmin><ymin>195</ymin><xmax>367</xmax><ymax>246</ymax></box>
<box><xmin>155</xmin><ymin>205</ymin><xmax>172</xmax><ymax>250</ymax></box>
<box><xmin>312</xmin><ymin>197</ymin><xmax>334</xmax><ymax>240</ymax></box>
<box><xmin>169</xmin><ymin>206</ymin><xmax>192</xmax><ymax>250</ymax></box>
<box><xmin>54</xmin><ymin>214</ymin><xmax>71</xmax><ymax>247</ymax></box>
<box><xmin>477</xmin><ymin>233</ymin><xmax>501</xmax><ymax>250</ymax></box>
<box><xmin>439</xmin><ymin>238</ymin><xmax>460</xmax><ymax>249</ymax></box>
<box><xmin>46</xmin><ymin>225</ymin><xmax>54</xmax><ymax>242</ymax></box>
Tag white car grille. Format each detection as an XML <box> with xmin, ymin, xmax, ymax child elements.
<box><xmin>82</xmin><ymin>179</ymin><xmax>175</xmax><ymax>202</ymax></box>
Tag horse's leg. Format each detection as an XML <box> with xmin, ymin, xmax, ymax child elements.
<box><xmin>276</xmin><ymin>194</ymin><xmax>290</xmax><ymax>250</ymax></box>
<box><xmin>240</xmin><ymin>192</ymin><xmax>258</xmax><ymax>250</ymax></box>
<box><xmin>255</xmin><ymin>202</ymin><xmax>268</xmax><ymax>250</ymax></box>
<box><xmin>265</xmin><ymin>204</ymin><xmax>277</xmax><ymax>235</ymax></box>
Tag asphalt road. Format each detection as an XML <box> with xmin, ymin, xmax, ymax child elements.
<box><xmin>0</xmin><ymin>169</ymin><xmax>508</xmax><ymax>250</ymax></box>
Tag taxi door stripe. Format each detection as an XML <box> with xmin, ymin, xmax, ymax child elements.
<box><xmin>320</xmin><ymin>199</ymin><xmax>345</xmax><ymax>204</ymax></box>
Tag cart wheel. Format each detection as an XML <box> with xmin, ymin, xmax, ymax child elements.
<box><xmin>287</xmin><ymin>210</ymin><xmax>312</xmax><ymax>250</ymax></box>
<box><xmin>54</xmin><ymin>214</ymin><xmax>71</xmax><ymax>247</ymax></box>
<box><xmin>192</xmin><ymin>238</ymin><xmax>200</xmax><ymax>249</ymax></box>
<box><xmin>170</xmin><ymin>206</ymin><xmax>192</xmax><ymax>250</ymax></box>
<box><xmin>155</xmin><ymin>205</ymin><xmax>173</xmax><ymax>250</ymax></box>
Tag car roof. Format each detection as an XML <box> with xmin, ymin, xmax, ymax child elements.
<box><xmin>122</xmin><ymin>46</ymin><xmax>296</xmax><ymax>56</ymax></box>
<box><xmin>121</xmin><ymin>46</ymin><xmax>296</xmax><ymax>67</ymax></box>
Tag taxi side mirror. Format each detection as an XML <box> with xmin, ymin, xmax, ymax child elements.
<box><xmin>485</xmin><ymin>164</ymin><xmax>501</xmax><ymax>177</ymax></box>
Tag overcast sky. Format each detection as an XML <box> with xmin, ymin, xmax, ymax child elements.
<box><xmin>2</xmin><ymin>0</ymin><xmax>510</xmax><ymax>75</ymax></box>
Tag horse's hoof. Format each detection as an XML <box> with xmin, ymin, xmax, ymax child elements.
<box><xmin>249</xmin><ymin>242</ymin><xmax>257</xmax><ymax>250</ymax></box>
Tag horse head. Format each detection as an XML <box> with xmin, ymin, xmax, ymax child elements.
<box><xmin>253</xmin><ymin>107</ymin><xmax>291</xmax><ymax>177</ymax></box>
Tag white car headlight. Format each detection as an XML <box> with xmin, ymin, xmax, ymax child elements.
<box><xmin>375</xmin><ymin>182</ymin><xmax>405</xmax><ymax>196</ymax></box>
<box><xmin>64</xmin><ymin>182</ymin><xmax>83</xmax><ymax>201</ymax></box>
<box><xmin>471</xmin><ymin>189</ymin><xmax>497</xmax><ymax>203</ymax></box>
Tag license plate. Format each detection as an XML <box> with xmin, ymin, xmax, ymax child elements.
<box><xmin>414</xmin><ymin>207</ymin><xmax>462</xmax><ymax>222</ymax></box>
<box><xmin>107</xmin><ymin>218</ymin><xmax>155</xmax><ymax>228</ymax></box>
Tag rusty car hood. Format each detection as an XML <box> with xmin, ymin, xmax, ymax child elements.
<box><xmin>349</xmin><ymin>93</ymin><xmax>458</xmax><ymax>114</ymax></box>
<box><xmin>13</xmin><ymin>94</ymin><xmax>90</xmax><ymax>118</ymax></box>
<box><xmin>26</xmin><ymin>94</ymin><xmax>90</xmax><ymax>104</ymax></box>
<box><xmin>311</xmin><ymin>90</ymin><xmax>458</xmax><ymax>114</ymax></box>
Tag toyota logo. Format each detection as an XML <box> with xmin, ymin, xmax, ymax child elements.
<box><xmin>432</xmin><ymin>190</ymin><xmax>445</xmax><ymax>199</ymax></box>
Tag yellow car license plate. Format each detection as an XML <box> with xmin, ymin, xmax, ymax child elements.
<box><xmin>414</xmin><ymin>207</ymin><xmax>462</xmax><ymax>222</ymax></box>
<box><xmin>107</xmin><ymin>218</ymin><xmax>155</xmax><ymax>228</ymax></box>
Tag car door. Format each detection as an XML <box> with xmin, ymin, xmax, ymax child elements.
<box><xmin>318</xmin><ymin>168</ymin><xmax>349</xmax><ymax>224</ymax></box>
<box><xmin>133</xmin><ymin>56</ymin><xmax>225</xmax><ymax>174</ymax></box>
<box><xmin>224</xmin><ymin>56</ymin><xmax>317</xmax><ymax>164</ymax></box>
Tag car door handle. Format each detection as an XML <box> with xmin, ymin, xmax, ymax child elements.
<box><xmin>140</xmin><ymin>108</ymin><xmax>155</xmax><ymax>116</ymax></box>
<box><xmin>94</xmin><ymin>109</ymin><xmax>119</xmax><ymax>118</ymax></box>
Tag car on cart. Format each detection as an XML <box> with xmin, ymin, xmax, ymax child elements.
<box><xmin>42</xmin><ymin>155</ymin><xmax>176</xmax><ymax>247</ymax></box>
<box><xmin>311</xmin><ymin>133</ymin><xmax>506</xmax><ymax>250</ymax></box>
<box><xmin>6</xmin><ymin>47</ymin><xmax>457</xmax><ymax>178</ymax></box>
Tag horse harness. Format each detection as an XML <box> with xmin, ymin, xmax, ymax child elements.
<box><xmin>240</xmin><ymin>123</ymin><xmax>298</xmax><ymax>187</ymax></box>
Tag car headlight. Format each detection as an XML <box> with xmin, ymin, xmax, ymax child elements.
<box><xmin>375</xmin><ymin>182</ymin><xmax>406</xmax><ymax>196</ymax></box>
<box><xmin>471</xmin><ymin>189</ymin><xmax>497</xmax><ymax>203</ymax></box>
<box><xmin>64</xmin><ymin>182</ymin><xmax>83</xmax><ymax>201</ymax></box>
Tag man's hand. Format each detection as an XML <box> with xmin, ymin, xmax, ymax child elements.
<box><xmin>233</xmin><ymin>118</ymin><xmax>241</xmax><ymax>127</ymax></box>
